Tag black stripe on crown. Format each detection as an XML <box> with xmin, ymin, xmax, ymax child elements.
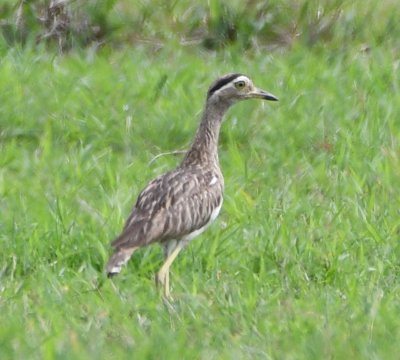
<box><xmin>207</xmin><ymin>73</ymin><xmax>243</xmax><ymax>99</ymax></box>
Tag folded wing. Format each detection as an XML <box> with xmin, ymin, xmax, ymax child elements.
<box><xmin>111</xmin><ymin>165</ymin><xmax>223</xmax><ymax>250</ymax></box>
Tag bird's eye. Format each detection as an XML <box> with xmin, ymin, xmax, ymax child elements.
<box><xmin>235</xmin><ymin>81</ymin><xmax>246</xmax><ymax>89</ymax></box>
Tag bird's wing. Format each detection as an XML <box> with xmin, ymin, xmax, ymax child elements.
<box><xmin>110</xmin><ymin>166</ymin><xmax>223</xmax><ymax>249</ymax></box>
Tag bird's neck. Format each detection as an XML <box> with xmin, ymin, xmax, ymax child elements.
<box><xmin>181</xmin><ymin>100</ymin><xmax>230</xmax><ymax>167</ymax></box>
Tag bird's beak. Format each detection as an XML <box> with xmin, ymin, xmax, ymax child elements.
<box><xmin>249</xmin><ymin>88</ymin><xmax>279</xmax><ymax>101</ymax></box>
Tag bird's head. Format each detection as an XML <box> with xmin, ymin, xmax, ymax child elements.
<box><xmin>207</xmin><ymin>73</ymin><xmax>278</xmax><ymax>106</ymax></box>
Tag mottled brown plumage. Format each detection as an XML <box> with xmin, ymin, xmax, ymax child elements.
<box><xmin>106</xmin><ymin>74</ymin><xmax>278</xmax><ymax>297</ymax></box>
<box><xmin>110</xmin><ymin>166</ymin><xmax>223</xmax><ymax>249</ymax></box>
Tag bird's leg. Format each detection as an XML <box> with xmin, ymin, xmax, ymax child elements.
<box><xmin>164</xmin><ymin>263</ymin><xmax>170</xmax><ymax>298</ymax></box>
<box><xmin>161</xmin><ymin>242</ymin><xmax>173</xmax><ymax>296</ymax></box>
<box><xmin>156</xmin><ymin>241</ymin><xmax>184</xmax><ymax>298</ymax></box>
<box><xmin>156</xmin><ymin>240</ymin><xmax>176</xmax><ymax>294</ymax></box>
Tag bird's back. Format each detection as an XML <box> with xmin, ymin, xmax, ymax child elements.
<box><xmin>111</xmin><ymin>163</ymin><xmax>224</xmax><ymax>250</ymax></box>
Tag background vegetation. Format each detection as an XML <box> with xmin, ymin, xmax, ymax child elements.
<box><xmin>1</xmin><ymin>0</ymin><xmax>399</xmax><ymax>359</ymax></box>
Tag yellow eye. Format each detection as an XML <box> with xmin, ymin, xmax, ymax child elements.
<box><xmin>235</xmin><ymin>81</ymin><xmax>246</xmax><ymax>89</ymax></box>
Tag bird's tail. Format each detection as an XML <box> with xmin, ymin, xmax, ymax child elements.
<box><xmin>106</xmin><ymin>246</ymin><xmax>138</xmax><ymax>278</ymax></box>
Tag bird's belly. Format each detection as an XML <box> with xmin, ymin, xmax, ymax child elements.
<box><xmin>182</xmin><ymin>200</ymin><xmax>223</xmax><ymax>242</ymax></box>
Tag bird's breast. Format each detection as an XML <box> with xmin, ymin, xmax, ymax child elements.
<box><xmin>182</xmin><ymin>197</ymin><xmax>223</xmax><ymax>242</ymax></box>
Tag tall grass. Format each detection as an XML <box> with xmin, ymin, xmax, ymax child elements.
<box><xmin>1</xmin><ymin>1</ymin><xmax>400</xmax><ymax>359</ymax></box>
<box><xmin>1</xmin><ymin>0</ymin><xmax>400</xmax><ymax>51</ymax></box>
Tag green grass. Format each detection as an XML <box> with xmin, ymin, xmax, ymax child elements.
<box><xmin>1</xmin><ymin>7</ymin><xmax>400</xmax><ymax>359</ymax></box>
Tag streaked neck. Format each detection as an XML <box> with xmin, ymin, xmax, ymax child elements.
<box><xmin>181</xmin><ymin>100</ymin><xmax>230</xmax><ymax>167</ymax></box>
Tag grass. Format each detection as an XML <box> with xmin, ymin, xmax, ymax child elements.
<box><xmin>2</xmin><ymin>0</ymin><xmax>400</xmax><ymax>51</ymax></box>
<box><xmin>1</xmin><ymin>4</ymin><xmax>400</xmax><ymax>359</ymax></box>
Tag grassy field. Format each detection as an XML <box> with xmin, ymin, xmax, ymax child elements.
<box><xmin>1</xmin><ymin>2</ymin><xmax>400</xmax><ymax>359</ymax></box>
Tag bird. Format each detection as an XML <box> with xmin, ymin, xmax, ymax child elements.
<box><xmin>106</xmin><ymin>73</ymin><xmax>278</xmax><ymax>297</ymax></box>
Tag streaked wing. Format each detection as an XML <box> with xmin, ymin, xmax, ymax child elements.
<box><xmin>110</xmin><ymin>165</ymin><xmax>223</xmax><ymax>249</ymax></box>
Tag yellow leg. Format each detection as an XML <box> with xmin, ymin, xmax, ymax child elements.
<box><xmin>156</xmin><ymin>241</ymin><xmax>184</xmax><ymax>298</ymax></box>
<box><xmin>164</xmin><ymin>270</ymin><xmax>169</xmax><ymax>297</ymax></box>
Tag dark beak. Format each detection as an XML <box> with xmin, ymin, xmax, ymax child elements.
<box><xmin>249</xmin><ymin>88</ymin><xmax>279</xmax><ymax>101</ymax></box>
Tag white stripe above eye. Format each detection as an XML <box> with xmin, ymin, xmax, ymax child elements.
<box><xmin>234</xmin><ymin>75</ymin><xmax>250</xmax><ymax>83</ymax></box>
